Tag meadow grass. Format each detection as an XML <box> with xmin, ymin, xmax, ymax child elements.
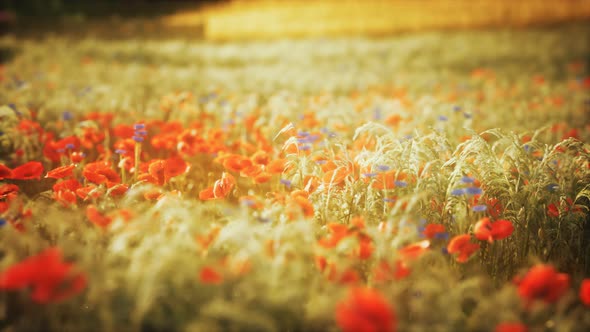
<box><xmin>0</xmin><ymin>23</ymin><xmax>589</xmax><ymax>331</ymax></box>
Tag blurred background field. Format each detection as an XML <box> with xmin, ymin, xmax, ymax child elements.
<box><xmin>2</xmin><ymin>0</ymin><xmax>590</xmax><ymax>40</ymax></box>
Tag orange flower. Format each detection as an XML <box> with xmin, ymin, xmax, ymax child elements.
<box><xmin>266</xmin><ymin>158</ymin><xmax>288</xmax><ymax>174</ymax></box>
<box><xmin>146</xmin><ymin>157</ymin><xmax>187</xmax><ymax>186</ymax></box>
<box><xmin>516</xmin><ymin>264</ymin><xmax>570</xmax><ymax>304</ymax></box>
<box><xmin>45</xmin><ymin>164</ymin><xmax>76</xmax><ymax>179</ymax></box>
<box><xmin>447</xmin><ymin>235</ymin><xmax>480</xmax><ymax>263</ymax></box>
<box><xmin>10</xmin><ymin>161</ymin><xmax>44</xmax><ymax>180</ymax></box>
<box><xmin>323</xmin><ymin>167</ymin><xmax>351</xmax><ymax>187</ymax></box>
<box><xmin>253</xmin><ymin>172</ymin><xmax>272</xmax><ymax>184</ymax></box>
<box><xmin>292</xmin><ymin>195</ymin><xmax>314</xmax><ymax>217</ymax></box>
<box><xmin>221</xmin><ymin>154</ymin><xmax>252</xmax><ymax>173</ymax></box>
<box><xmin>213</xmin><ymin>172</ymin><xmax>235</xmax><ymax>198</ymax></box>
<box><xmin>199</xmin><ymin>266</ymin><xmax>223</xmax><ymax>285</ymax></box>
<box><xmin>251</xmin><ymin>150</ymin><xmax>269</xmax><ymax>165</ymax></box>
<box><xmin>335</xmin><ymin>287</ymin><xmax>396</xmax><ymax>332</ymax></box>
<box><xmin>371</xmin><ymin>170</ymin><xmax>396</xmax><ymax>190</ymax></box>
<box><xmin>199</xmin><ymin>172</ymin><xmax>235</xmax><ymax>200</ymax></box>
<box><xmin>474</xmin><ymin>217</ymin><xmax>514</xmax><ymax>243</ymax></box>
<box><xmin>195</xmin><ymin>225</ymin><xmax>221</xmax><ymax>251</ymax></box>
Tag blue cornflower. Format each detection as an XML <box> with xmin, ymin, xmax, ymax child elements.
<box><xmin>394</xmin><ymin>180</ymin><xmax>407</xmax><ymax>188</ymax></box>
<box><xmin>376</xmin><ymin>165</ymin><xmax>390</xmax><ymax>172</ymax></box>
<box><xmin>546</xmin><ymin>183</ymin><xmax>559</xmax><ymax>192</ymax></box>
<box><xmin>472</xmin><ymin>205</ymin><xmax>487</xmax><ymax>212</ymax></box>
<box><xmin>62</xmin><ymin>111</ymin><xmax>73</xmax><ymax>121</ymax></box>
<box><xmin>461</xmin><ymin>176</ymin><xmax>475</xmax><ymax>184</ymax></box>
<box><xmin>465</xmin><ymin>187</ymin><xmax>483</xmax><ymax>195</ymax></box>
<box><xmin>451</xmin><ymin>188</ymin><xmax>465</xmax><ymax>196</ymax></box>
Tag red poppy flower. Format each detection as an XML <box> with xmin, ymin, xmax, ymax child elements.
<box><xmin>516</xmin><ymin>264</ymin><xmax>570</xmax><ymax>304</ymax></box>
<box><xmin>45</xmin><ymin>164</ymin><xmax>76</xmax><ymax>179</ymax></box>
<box><xmin>10</xmin><ymin>161</ymin><xmax>44</xmax><ymax>180</ymax></box>
<box><xmin>422</xmin><ymin>224</ymin><xmax>446</xmax><ymax>239</ymax></box>
<box><xmin>52</xmin><ymin>179</ymin><xmax>82</xmax><ymax>206</ymax></box>
<box><xmin>547</xmin><ymin>198</ymin><xmax>580</xmax><ymax>218</ymax></box>
<box><xmin>0</xmin><ymin>163</ymin><xmax>12</xmax><ymax>180</ymax></box>
<box><xmin>447</xmin><ymin>235</ymin><xmax>480</xmax><ymax>263</ymax></box>
<box><xmin>83</xmin><ymin>162</ymin><xmax>120</xmax><ymax>187</ymax></box>
<box><xmin>86</xmin><ymin>205</ymin><xmax>112</xmax><ymax>229</ymax></box>
<box><xmin>199</xmin><ymin>172</ymin><xmax>236</xmax><ymax>200</ymax></box>
<box><xmin>266</xmin><ymin>158</ymin><xmax>288</xmax><ymax>174</ymax></box>
<box><xmin>0</xmin><ymin>247</ymin><xmax>87</xmax><ymax>303</ymax></box>
<box><xmin>0</xmin><ymin>184</ymin><xmax>19</xmax><ymax>200</ymax></box>
<box><xmin>335</xmin><ymin>287</ymin><xmax>396</xmax><ymax>332</ymax></box>
<box><xmin>495</xmin><ymin>322</ymin><xmax>528</xmax><ymax>332</ymax></box>
<box><xmin>399</xmin><ymin>240</ymin><xmax>430</xmax><ymax>260</ymax></box>
<box><xmin>474</xmin><ymin>217</ymin><xmax>514</xmax><ymax>243</ymax></box>
<box><xmin>43</xmin><ymin>136</ymin><xmax>80</xmax><ymax>163</ymax></box>
<box><xmin>579</xmin><ymin>278</ymin><xmax>590</xmax><ymax>307</ymax></box>
<box><xmin>373</xmin><ymin>259</ymin><xmax>411</xmax><ymax>283</ymax></box>
<box><xmin>199</xmin><ymin>266</ymin><xmax>223</xmax><ymax>285</ymax></box>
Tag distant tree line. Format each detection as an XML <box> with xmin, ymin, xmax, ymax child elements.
<box><xmin>1</xmin><ymin>0</ymin><xmax>224</xmax><ymax>17</ymax></box>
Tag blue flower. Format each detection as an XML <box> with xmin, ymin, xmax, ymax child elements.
<box><xmin>460</xmin><ymin>176</ymin><xmax>475</xmax><ymax>184</ymax></box>
<box><xmin>132</xmin><ymin>136</ymin><xmax>144</xmax><ymax>143</ymax></box>
<box><xmin>463</xmin><ymin>112</ymin><xmax>472</xmax><ymax>119</ymax></box>
<box><xmin>373</xmin><ymin>107</ymin><xmax>382</xmax><ymax>120</ymax></box>
<box><xmin>451</xmin><ymin>188</ymin><xmax>465</xmax><ymax>196</ymax></box>
<box><xmin>297</xmin><ymin>131</ymin><xmax>309</xmax><ymax>137</ymax></box>
<box><xmin>362</xmin><ymin>173</ymin><xmax>378</xmax><ymax>178</ymax></box>
<box><xmin>472</xmin><ymin>205</ymin><xmax>487</xmax><ymax>212</ymax></box>
<box><xmin>438</xmin><ymin>115</ymin><xmax>448</xmax><ymax>122</ymax></box>
<box><xmin>546</xmin><ymin>183</ymin><xmax>559</xmax><ymax>192</ymax></box>
<box><xmin>115</xmin><ymin>149</ymin><xmax>127</xmax><ymax>154</ymax></box>
<box><xmin>376</xmin><ymin>165</ymin><xmax>390</xmax><ymax>172</ymax></box>
<box><xmin>280</xmin><ymin>179</ymin><xmax>292</xmax><ymax>188</ymax></box>
<box><xmin>453</xmin><ymin>105</ymin><xmax>462</xmax><ymax>112</ymax></box>
<box><xmin>394</xmin><ymin>180</ymin><xmax>407</xmax><ymax>188</ymax></box>
<box><xmin>434</xmin><ymin>232</ymin><xmax>449</xmax><ymax>240</ymax></box>
<box><xmin>241</xmin><ymin>199</ymin><xmax>256</xmax><ymax>207</ymax></box>
<box><xmin>134</xmin><ymin>123</ymin><xmax>145</xmax><ymax>130</ymax></box>
<box><xmin>465</xmin><ymin>187</ymin><xmax>483</xmax><ymax>195</ymax></box>
<box><xmin>0</xmin><ymin>218</ymin><xmax>6</xmax><ymax>227</ymax></box>
<box><xmin>62</xmin><ymin>111</ymin><xmax>73</xmax><ymax>121</ymax></box>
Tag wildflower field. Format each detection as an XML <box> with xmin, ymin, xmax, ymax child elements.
<box><xmin>1</xmin><ymin>22</ymin><xmax>590</xmax><ymax>332</ymax></box>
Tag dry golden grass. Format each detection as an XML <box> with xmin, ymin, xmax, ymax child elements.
<box><xmin>162</xmin><ymin>0</ymin><xmax>590</xmax><ymax>40</ymax></box>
